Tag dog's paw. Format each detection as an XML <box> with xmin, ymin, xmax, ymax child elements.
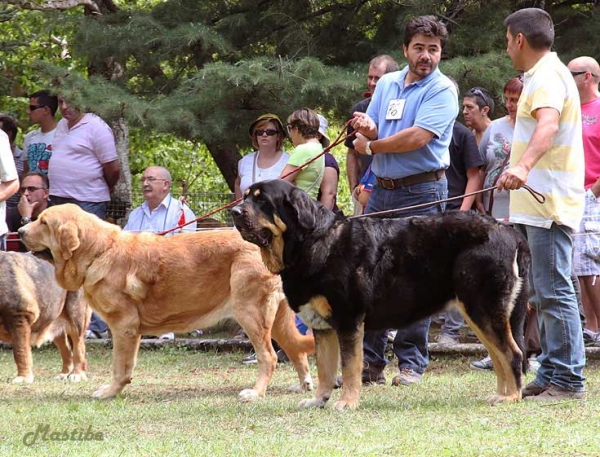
<box><xmin>55</xmin><ymin>373</ymin><xmax>69</xmax><ymax>381</ymax></box>
<box><xmin>486</xmin><ymin>393</ymin><xmax>520</xmax><ymax>406</ymax></box>
<box><xmin>66</xmin><ymin>372</ymin><xmax>88</xmax><ymax>383</ymax></box>
<box><xmin>332</xmin><ymin>399</ymin><xmax>359</xmax><ymax>411</ymax></box>
<box><xmin>239</xmin><ymin>389</ymin><xmax>260</xmax><ymax>402</ymax></box>
<box><xmin>92</xmin><ymin>384</ymin><xmax>118</xmax><ymax>399</ymax></box>
<box><xmin>298</xmin><ymin>397</ymin><xmax>328</xmax><ymax>409</ymax></box>
<box><xmin>12</xmin><ymin>375</ymin><xmax>34</xmax><ymax>384</ymax></box>
<box><xmin>287</xmin><ymin>377</ymin><xmax>314</xmax><ymax>393</ymax></box>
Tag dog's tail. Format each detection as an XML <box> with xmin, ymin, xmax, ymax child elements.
<box><xmin>270</xmin><ymin>293</ymin><xmax>315</xmax><ymax>357</ymax></box>
<box><xmin>510</xmin><ymin>230</ymin><xmax>531</xmax><ymax>374</ymax></box>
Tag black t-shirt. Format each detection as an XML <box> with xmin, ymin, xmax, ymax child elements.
<box><xmin>446</xmin><ymin>121</ymin><xmax>485</xmax><ymax>210</ymax></box>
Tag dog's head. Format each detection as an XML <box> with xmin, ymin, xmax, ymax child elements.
<box><xmin>19</xmin><ymin>204</ymin><xmax>120</xmax><ymax>290</ymax></box>
<box><xmin>231</xmin><ymin>180</ymin><xmax>335</xmax><ymax>273</ymax></box>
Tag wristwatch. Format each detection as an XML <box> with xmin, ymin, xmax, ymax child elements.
<box><xmin>20</xmin><ymin>216</ymin><xmax>32</xmax><ymax>225</ymax></box>
<box><xmin>365</xmin><ymin>141</ymin><xmax>373</xmax><ymax>156</ymax></box>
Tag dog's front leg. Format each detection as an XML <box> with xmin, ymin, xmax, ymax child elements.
<box><xmin>8</xmin><ymin>314</ymin><xmax>35</xmax><ymax>383</ymax></box>
<box><xmin>298</xmin><ymin>328</ymin><xmax>339</xmax><ymax>409</ymax></box>
<box><xmin>333</xmin><ymin>322</ymin><xmax>365</xmax><ymax>411</ymax></box>
<box><xmin>92</xmin><ymin>322</ymin><xmax>140</xmax><ymax>399</ymax></box>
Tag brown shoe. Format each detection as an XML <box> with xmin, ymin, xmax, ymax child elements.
<box><xmin>362</xmin><ymin>363</ymin><xmax>386</xmax><ymax>385</ymax></box>
<box><xmin>521</xmin><ymin>381</ymin><xmax>548</xmax><ymax>398</ymax></box>
<box><xmin>391</xmin><ymin>368</ymin><xmax>423</xmax><ymax>386</ymax></box>
<box><xmin>524</xmin><ymin>384</ymin><xmax>584</xmax><ymax>402</ymax></box>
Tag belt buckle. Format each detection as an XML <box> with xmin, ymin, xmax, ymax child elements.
<box><xmin>380</xmin><ymin>178</ymin><xmax>395</xmax><ymax>190</ymax></box>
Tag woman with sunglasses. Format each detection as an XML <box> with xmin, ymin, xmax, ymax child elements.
<box><xmin>280</xmin><ymin>108</ymin><xmax>325</xmax><ymax>200</ymax></box>
<box><xmin>234</xmin><ymin>113</ymin><xmax>289</xmax><ymax>199</ymax></box>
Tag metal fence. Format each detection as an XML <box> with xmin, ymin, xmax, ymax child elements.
<box><xmin>107</xmin><ymin>190</ymin><xmax>236</xmax><ymax>228</ymax></box>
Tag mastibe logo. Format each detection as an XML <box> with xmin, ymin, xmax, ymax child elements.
<box><xmin>23</xmin><ymin>424</ymin><xmax>104</xmax><ymax>446</ymax></box>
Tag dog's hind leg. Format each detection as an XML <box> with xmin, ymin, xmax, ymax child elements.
<box><xmin>270</xmin><ymin>297</ymin><xmax>314</xmax><ymax>394</ymax></box>
<box><xmin>298</xmin><ymin>328</ymin><xmax>339</xmax><ymax>409</ymax></box>
<box><xmin>53</xmin><ymin>331</ymin><xmax>74</xmax><ymax>380</ymax></box>
<box><xmin>7</xmin><ymin>313</ymin><xmax>35</xmax><ymax>383</ymax></box>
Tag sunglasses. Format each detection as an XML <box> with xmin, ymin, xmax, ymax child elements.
<box><xmin>19</xmin><ymin>186</ymin><xmax>46</xmax><ymax>194</ymax></box>
<box><xmin>570</xmin><ymin>70</ymin><xmax>595</xmax><ymax>78</ymax></box>
<box><xmin>28</xmin><ymin>104</ymin><xmax>46</xmax><ymax>111</ymax></box>
<box><xmin>254</xmin><ymin>129</ymin><xmax>279</xmax><ymax>137</ymax></box>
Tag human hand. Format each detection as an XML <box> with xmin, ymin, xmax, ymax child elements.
<box><xmin>497</xmin><ymin>164</ymin><xmax>529</xmax><ymax>192</ymax></box>
<box><xmin>17</xmin><ymin>194</ymin><xmax>37</xmax><ymax>218</ymax></box>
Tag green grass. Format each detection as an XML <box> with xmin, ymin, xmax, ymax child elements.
<box><xmin>0</xmin><ymin>345</ymin><xmax>598</xmax><ymax>457</ymax></box>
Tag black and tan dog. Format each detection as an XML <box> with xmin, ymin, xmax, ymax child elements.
<box><xmin>0</xmin><ymin>251</ymin><xmax>90</xmax><ymax>384</ymax></box>
<box><xmin>231</xmin><ymin>179</ymin><xmax>531</xmax><ymax>410</ymax></box>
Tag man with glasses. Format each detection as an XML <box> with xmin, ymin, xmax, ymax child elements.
<box><xmin>6</xmin><ymin>172</ymin><xmax>49</xmax><ymax>252</ymax></box>
<box><xmin>123</xmin><ymin>165</ymin><xmax>197</xmax><ymax>340</ymax></box>
<box><xmin>568</xmin><ymin>56</ymin><xmax>600</xmax><ymax>347</ymax></box>
<box><xmin>498</xmin><ymin>8</ymin><xmax>585</xmax><ymax>401</ymax></box>
<box><xmin>22</xmin><ymin>90</ymin><xmax>58</xmax><ymax>175</ymax></box>
<box><xmin>0</xmin><ymin>128</ymin><xmax>19</xmax><ymax>251</ymax></box>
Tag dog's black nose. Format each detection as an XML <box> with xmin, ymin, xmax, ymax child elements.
<box><xmin>230</xmin><ymin>205</ymin><xmax>243</xmax><ymax>219</ymax></box>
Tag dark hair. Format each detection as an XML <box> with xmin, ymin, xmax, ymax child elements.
<box><xmin>287</xmin><ymin>108</ymin><xmax>320</xmax><ymax>139</ymax></box>
<box><xmin>23</xmin><ymin>171</ymin><xmax>49</xmax><ymax>189</ymax></box>
<box><xmin>504</xmin><ymin>8</ymin><xmax>554</xmax><ymax>51</ymax></box>
<box><xmin>29</xmin><ymin>90</ymin><xmax>59</xmax><ymax>116</ymax></box>
<box><xmin>503</xmin><ymin>77</ymin><xmax>524</xmax><ymax>95</ymax></box>
<box><xmin>464</xmin><ymin>87</ymin><xmax>495</xmax><ymax>113</ymax></box>
<box><xmin>369</xmin><ymin>55</ymin><xmax>399</xmax><ymax>73</ymax></box>
<box><xmin>404</xmin><ymin>15</ymin><xmax>449</xmax><ymax>48</ymax></box>
<box><xmin>0</xmin><ymin>114</ymin><xmax>18</xmax><ymax>141</ymax></box>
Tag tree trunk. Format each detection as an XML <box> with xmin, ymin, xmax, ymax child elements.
<box><xmin>107</xmin><ymin>118</ymin><xmax>132</xmax><ymax>225</ymax></box>
<box><xmin>205</xmin><ymin>143</ymin><xmax>242</xmax><ymax>192</ymax></box>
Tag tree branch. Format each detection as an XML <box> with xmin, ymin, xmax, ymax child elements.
<box><xmin>4</xmin><ymin>0</ymin><xmax>101</xmax><ymax>15</ymax></box>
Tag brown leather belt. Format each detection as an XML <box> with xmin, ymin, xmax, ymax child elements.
<box><xmin>375</xmin><ymin>170</ymin><xmax>445</xmax><ymax>190</ymax></box>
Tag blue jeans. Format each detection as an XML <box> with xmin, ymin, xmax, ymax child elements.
<box><xmin>517</xmin><ymin>223</ymin><xmax>585</xmax><ymax>392</ymax></box>
<box><xmin>49</xmin><ymin>196</ymin><xmax>108</xmax><ymax>220</ymax></box>
<box><xmin>363</xmin><ymin>178</ymin><xmax>447</xmax><ymax>374</ymax></box>
<box><xmin>440</xmin><ymin>307</ymin><xmax>464</xmax><ymax>339</ymax></box>
<box><xmin>50</xmin><ymin>195</ymin><xmax>109</xmax><ymax>334</ymax></box>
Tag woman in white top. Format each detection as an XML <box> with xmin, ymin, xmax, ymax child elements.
<box><xmin>235</xmin><ymin>113</ymin><xmax>289</xmax><ymax>198</ymax></box>
<box><xmin>475</xmin><ymin>77</ymin><xmax>523</xmax><ymax>219</ymax></box>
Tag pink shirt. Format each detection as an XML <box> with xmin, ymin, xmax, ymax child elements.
<box><xmin>49</xmin><ymin>113</ymin><xmax>118</xmax><ymax>202</ymax></box>
<box><xmin>582</xmin><ymin>97</ymin><xmax>600</xmax><ymax>189</ymax></box>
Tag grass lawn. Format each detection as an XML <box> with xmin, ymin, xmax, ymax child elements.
<box><xmin>0</xmin><ymin>344</ymin><xmax>598</xmax><ymax>457</ymax></box>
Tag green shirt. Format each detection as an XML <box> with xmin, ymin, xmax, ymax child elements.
<box><xmin>287</xmin><ymin>142</ymin><xmax>325</xmax><ymax>199</ymax></box>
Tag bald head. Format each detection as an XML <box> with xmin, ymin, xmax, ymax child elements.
<box><xmin>141</xmin><ymin>166</ymin><xmax>172</xmax><ymax>209</ymax></box>
<box><xmin>567</xmin><ymin>56</ymin><xmax>600</xmax><ymax>103</ymax></box>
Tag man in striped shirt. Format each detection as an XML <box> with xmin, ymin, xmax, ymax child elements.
<box><xmin>499</xmin><ymin>8</ymin><xmax>586</xmax><ymax>401</ymax></box>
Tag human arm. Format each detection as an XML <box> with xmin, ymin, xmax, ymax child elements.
<box><xmin>234</xmin><ymin>175</ymin><xmax>242</xmax><ymax>199</ymax></box>
<box><xmin>591</xmin><ymin>178</ymin><xmax>600</xmax><ymax>199</ymax></box>
<box><xmin>0</xmin><ymin>179</ymin><xmax>18</xmax><ymax>203</ymax></box>
<box><xmin>319</xmin><ymin>166</ymin><xmax>339</xmax><ymax>210</ymax></box>
<box><xmin>102</xmin><ymin>159</ymin><xmax>121</xmax><ymax>191</ymax></box>
<box><xmin>460</xmin><ymin>167</ymin><xmax>483</xmax><ymax>211</ymax></box>
<box><xmin>353</xmin><ymin>127</ymin><xmax>435</xmax><ymax>155</ymax></box>
<box><xmin>279</xmin><ymin>164</ymin><xmax>299</xmax><ymax>184</ymax></box>
<box><xmin>346</xmin><ymin>148</ymin><xmax>361</xmax><ymax>191</ymax></box>
<box><xmin>497</xmin><ymin>107</ymin><xmax>560</xmax><ymax>191</ymax></box>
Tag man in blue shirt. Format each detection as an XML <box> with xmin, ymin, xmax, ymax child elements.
<box><xmin>352</xmin><ymin>15</ymin><xmax>458</xmax><ymax>387</ymax></box>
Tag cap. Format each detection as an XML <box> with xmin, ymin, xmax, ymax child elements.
<box><xmin>248</xmin><ymin>113</ymin><xmax>285</xmax><ymax>137</ymax></box>
<box><xmin>317</xmin><ymin>114</ymin><xmax>330</xmax><ymax>148</ymax></box>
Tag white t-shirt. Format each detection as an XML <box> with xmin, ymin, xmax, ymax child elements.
<box><xmin>123</xmin><ymin>194</ymin><xmax>197</xmax><ymax>236</ymax></box>
<box><xmin>23</xmin><ymin>128</ymin><xmax>56</xmax><ymax>174</ymax></box>
<box><xmin>238</xmin><ymin>151</ymin><xmax>289</xmax><ymax>195</ymax></box>
<box><xmin>0</xmin><ymin>130</ymin><xmax>19</xmax><ymax>235</ymax></box>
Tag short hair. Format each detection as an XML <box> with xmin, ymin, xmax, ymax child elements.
<box><xmin>250</xmin><ymin>117</ymin><xmax>285</xmax><ymax>151</ymax></box>
<box><xmin>29</xmin><ymin>90</ymin><xmax>59</xmax><ymax>117</ymax></box>
<box><xmin>404</xmin><ymin>15</ymin><xmax>449</xmax><ymax>49</ymax></box>
<box><xmin>369</xmin><ymin>55</ymin><xmax>399</xmax><ymax>74</ymax></box>
<box><xmin>504</xmin><ymin>8</ymin><xmax>554</xmax><ymax>51</ymax></box>
<box><xmin>464</xmin><ymin>87</ymin><xmax>495</xmax><ymax>113</ymax></box>
<box><xmin>287</xmin><ymin>108</ymin><xmax>320</xmax><ymax>140</ymax></box>
<box><xmin>0</xmin><ymin>114</ymin><xmax>18</xmax><ymax>141</ymax></box>
<box><xmin>22</xmin><ymin>171</ymin><xmax>49</xmax><ymax>189</ymax></box>
<box><xmin>503</xmin><ymin>77</ymin><xmax>524</xmax><ymax>95</ymax></box>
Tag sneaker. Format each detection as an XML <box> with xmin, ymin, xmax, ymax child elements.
<box><xmin>189</xmin><ymin>329</ymin><xmax>204</xmax><ymax>338</ymax></box>
<box><xmin>436</xmin><ymin>334</ymin><xmax>459</xmax><ymax>347</ymax></box>
<box><xmin>521</xmin><ymin>381</ymin><xmax>548</xmax><ymax>398</ymax></box>
<box><xmin>362</xmin><ymin>364</ymin><xmax>386</xmax><ymax>385</ymax></box>
<box><xmin>159</xmin><ymin>332</ymin><xmax>175</xmax><ymax>341</ymax></box>
<box><xmin>524</xmin><ymin>384</ymin><xmax>584</xmax><ymax>402</ymax></box>
<box><xmin>242</xmin><ymin>352</ymin><xmax>258</xmax><ymax>364</ymax></box>
<box><xmin>85</xmin><ymin>330</ymin><xmax>108</xmax><ymax>340</ymax></box>
<box><xmin>583</xmin><ymin>328</ymin><xmax>599</xmax><ymax>346</ymax></box>
<box><xmin>391</xmin><ymin>368</ymin><xmax>422</xmax><ymax>386</ymax></box>
<box><xmin>470</xmin><ymin>355</ymin><xmax>493</xmax><ymax>371</ymax></box>
<box><xmin>387</xmin><ymin>330</ymin><xmax>397</xmax><ymax>342</ymax></box>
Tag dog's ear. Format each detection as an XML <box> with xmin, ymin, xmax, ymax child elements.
<box><xmin>284</xmin><ymin>187</ymin><xmax>319</xmax><ymax>230</ymax></box>
<box><xmin>57</xmin><ymin>222</ymin><xmax>80</xmax><ymax>260</ymax></box>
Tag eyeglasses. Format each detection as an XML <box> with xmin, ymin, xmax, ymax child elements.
<box><xmin>28</xmin><ymin>105</ymin><xmax>45</xmax><ymax>111</ymax></box>
<box><xmin>570</xmin><ymin>70</ymin><xmax>597</xmax><ymax>78</ymax></box>
<box><xmin>19</xmin><ymin>186</ymin><xmax>46</xmax><ymax>194</ymax></box>
<box><xmin>254</xmin><ymin>129</ymin><xmax>279</xmax><ymax>137</ymax></box>
<box><xmin>141</xmin><ymin>177</ymin><xmax>167</xmax><ymax>183</ymax></box>
<box><xmin>286</xmin><ymin>124</ymin><xmax>295</xmax><ymax>133</ymax></box>
<box><xmin>467</xmin><ymin>87</ymin><xmax>492</xmax><ymax>107</ymax></box>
